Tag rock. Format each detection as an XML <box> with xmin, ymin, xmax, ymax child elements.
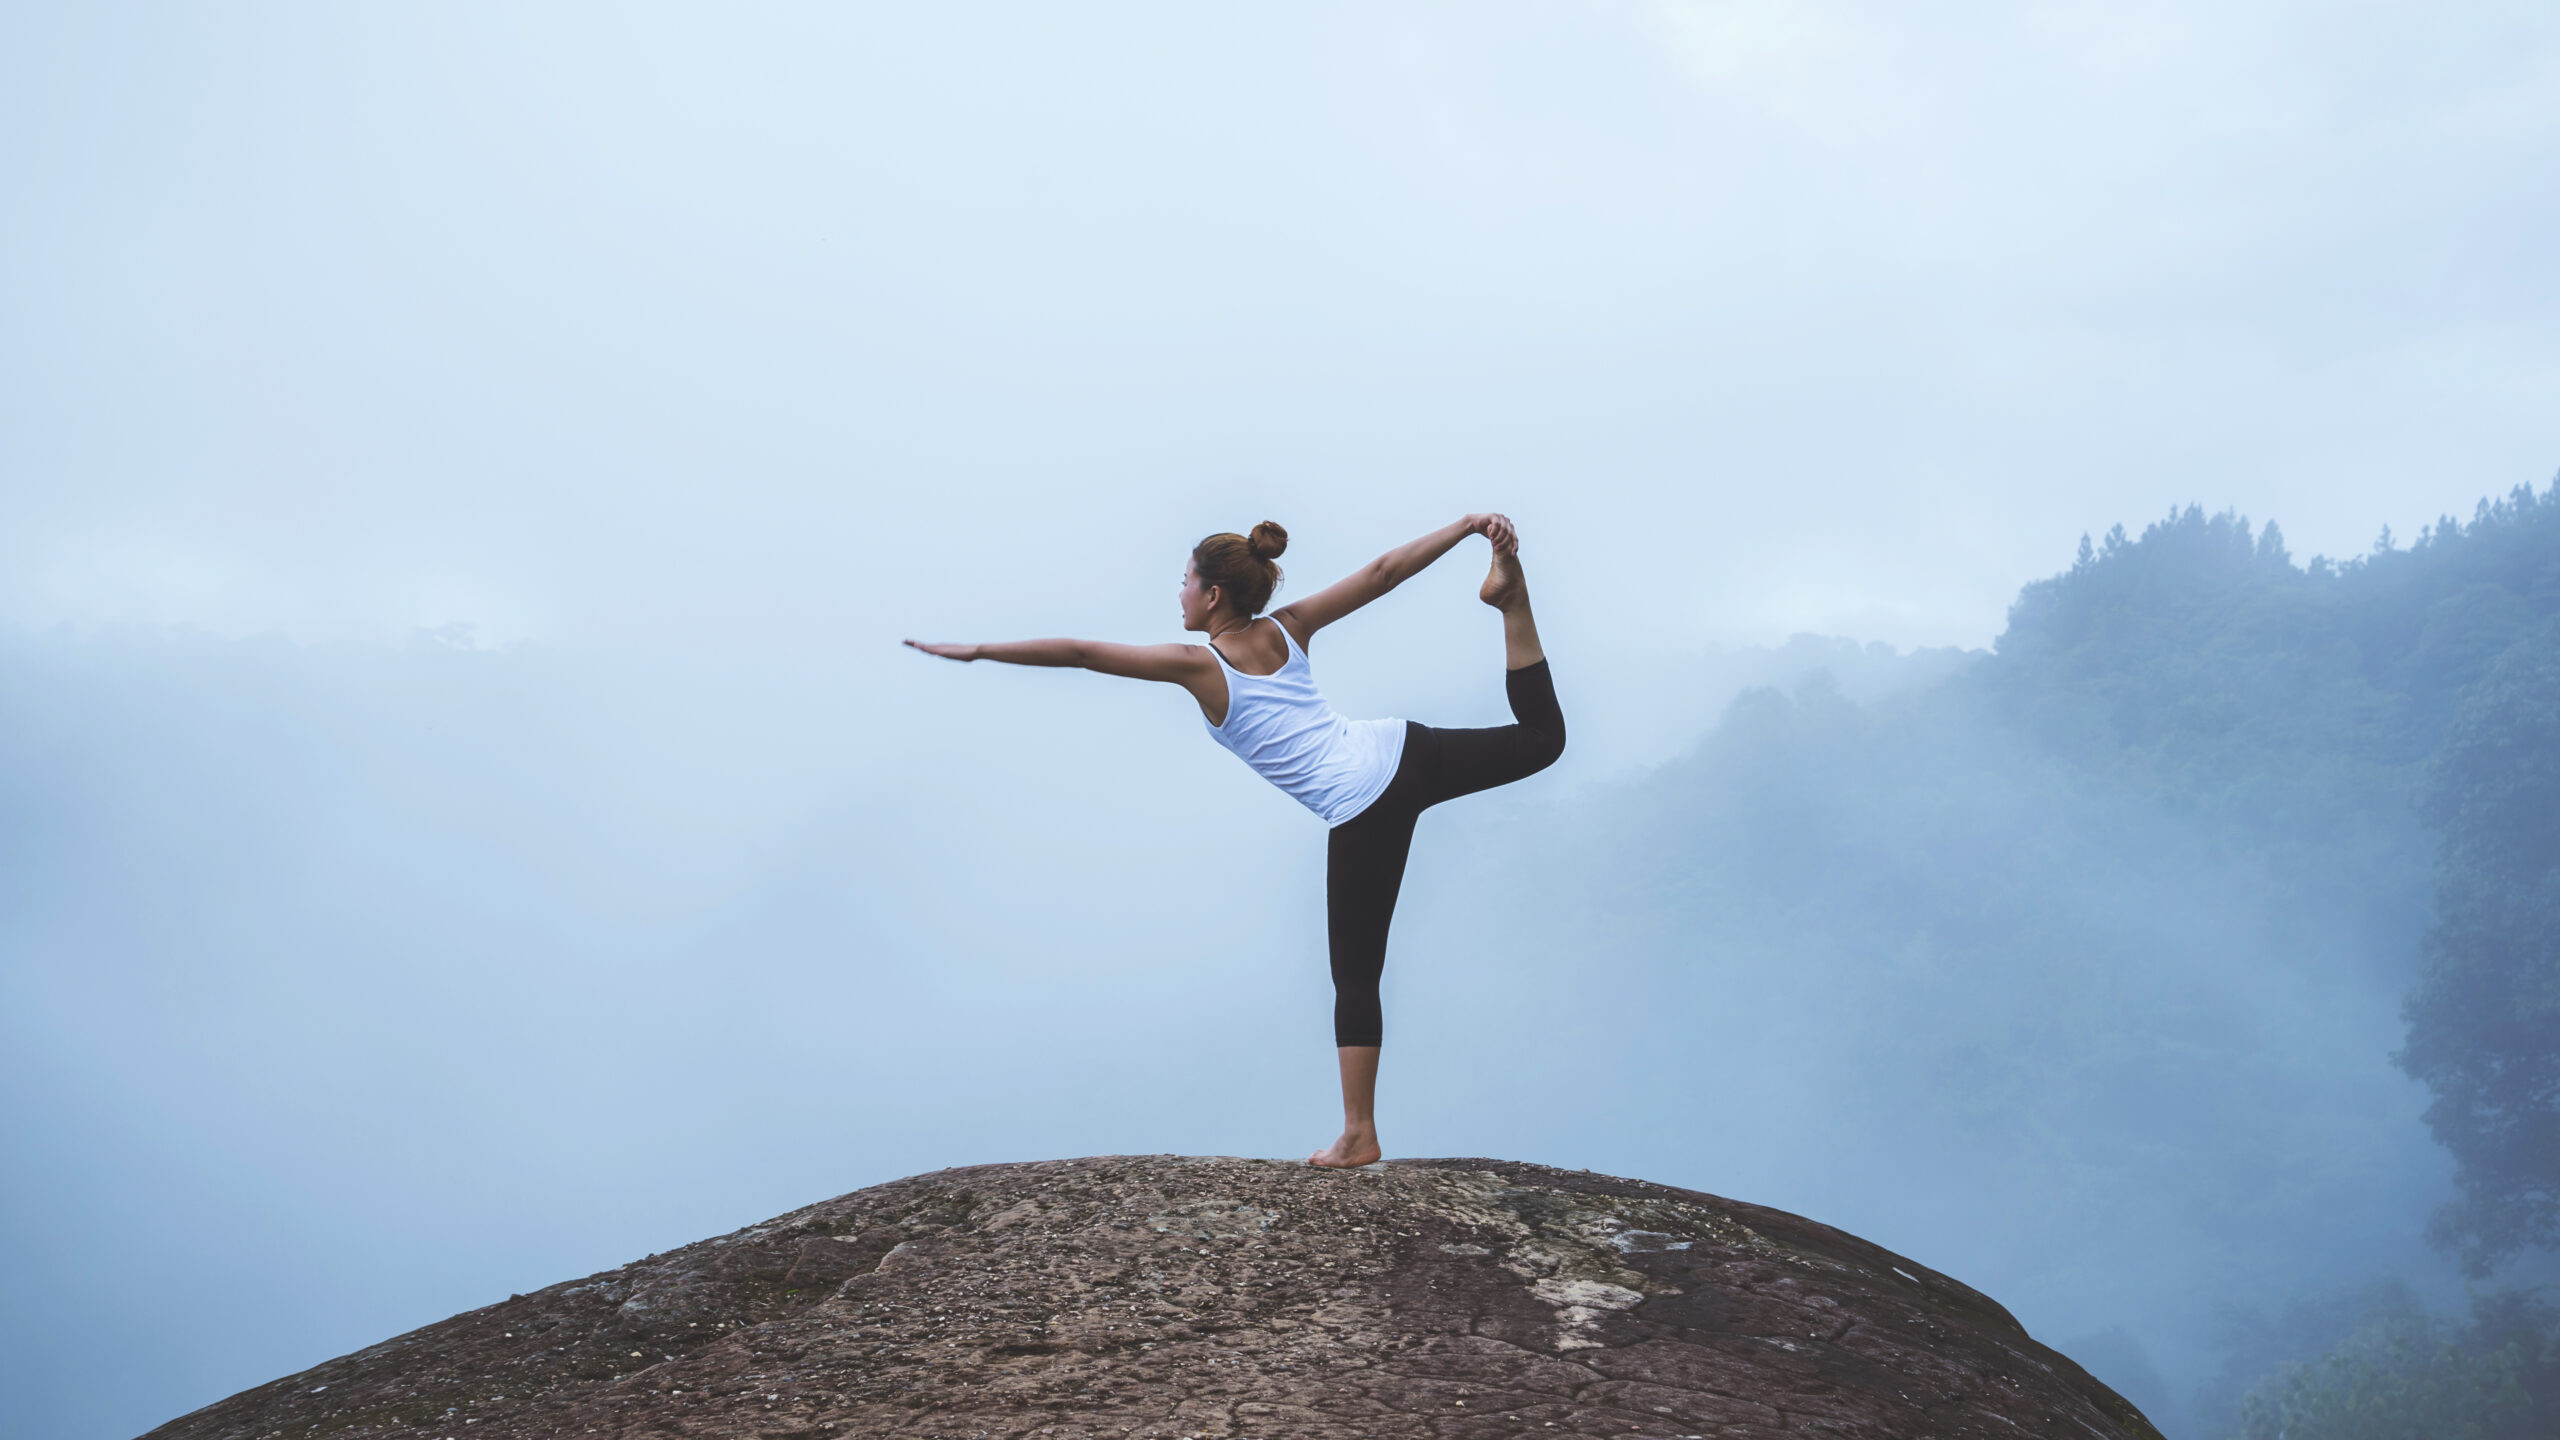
<box><xmin>140</xmin><ymin>1156</ymin><xmax>2161</xmax><ymax>1439</ymax></box>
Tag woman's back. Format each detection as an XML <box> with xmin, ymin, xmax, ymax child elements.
<box><xmin>1204</xmin><ymin>618</ymin><xmax>1404</xmax><ymax>826</ymax></box>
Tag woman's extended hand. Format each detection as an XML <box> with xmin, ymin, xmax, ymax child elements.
<box><xmin>1464</xmin><ymin>512</ymin><xmax>1519</xmax><ymax>555</ymax></box>
<box><xmin>904</xmin><ymin>639</ymin><xmax>981</xmax><ymax>661</ymax></box>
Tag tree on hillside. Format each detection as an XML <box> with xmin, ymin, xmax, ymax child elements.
<box><xmin>2234</xmin><ymin>1285</ymin><xmax>2556</xmax><ymax>1440</ymax></box>
<box><xmin>2400</xmin><ymin>621</ymin><xmax>2560</xmax><ymax>1273</ymax></box>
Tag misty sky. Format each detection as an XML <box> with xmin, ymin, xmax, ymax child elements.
<box><xmin>5</xmin><ymin>5</ymin><xmax>2558</xmax><ymax>1439</ymax></box>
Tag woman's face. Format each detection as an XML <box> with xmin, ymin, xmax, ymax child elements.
<box><xmin>1178</xmin><ymin>559</ymin><xmax>1217</xmax><ymax>632</ymax></box>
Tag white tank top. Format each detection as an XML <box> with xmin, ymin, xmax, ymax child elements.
<box><xmin>1203</xmin><ymin>618</ymin><xmax>1407</xmax><ymax>826</ymax></box>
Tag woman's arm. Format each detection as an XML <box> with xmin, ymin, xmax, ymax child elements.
<box><xmin>1274</xmin><ymin>513</ymin><xmax>1517</xmax><ymax>643</ymax></box>
<box><xmin>903</xmin><ymin>637</ymin><xmax>1226</xmax><ymax>710</ymax></box>
<box><xmin>904</xmin><ymin>636</ymin><xmax>1204</xmax><ymax>678</ymax></box>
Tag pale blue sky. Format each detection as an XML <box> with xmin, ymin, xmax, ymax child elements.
<box><xmin>5</xmin><ymin>3</ymin><xmax>2553</xmax><ymax>659</ymax></box>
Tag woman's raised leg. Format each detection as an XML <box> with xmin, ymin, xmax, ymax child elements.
<box><xmin>1407</xmin><ymin>553</ymin><xmax>1566</xmax><ymax>808</ymax></box>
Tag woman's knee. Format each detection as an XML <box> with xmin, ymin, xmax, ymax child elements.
<box><xmin>1504</xmin><ymin>664</ymin><xmax>1565</xmax><ymax>773</ymax></box>
<box><xmin>1526</xmin><ymin>718</ymin><xmax>1566</xmax><ymax>773</ymax></box>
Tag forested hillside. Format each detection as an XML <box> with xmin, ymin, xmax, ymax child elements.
<box><xmin>1990</xmin><ymin>487</ymin><xmax>2560</xmax><ymax>1434</ymax></box>
<box><xmin>1463</xmin><ymin>482</ymin><xmax>2559</xmax><ymax>1437</ymax></box>
<box><xmin>1995</xmin><ymin>486</ymin><xmax>2560</xmax><ymax>1276</ymax></box>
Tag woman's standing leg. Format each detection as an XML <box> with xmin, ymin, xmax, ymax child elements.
<box><xmin>1313</xmin><ymin>783</ymin><xmax>1422</xmax><ymax>1168</ymax></box>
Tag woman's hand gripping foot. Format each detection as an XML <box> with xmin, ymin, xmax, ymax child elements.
<box><xmin>1472</xmin><ymin>516</ymin><xmax>1545</xmax><ymax>668</ymax></box>
<box><xmin>1474</xmin><ymin>513</ymin><xmax>1526</xmax><ymax>612</ymax></box>
<box><xmin>1308</xmin><ymin>1126</ymin><xmax>1383</xmax><ymax>1168</ymax></box>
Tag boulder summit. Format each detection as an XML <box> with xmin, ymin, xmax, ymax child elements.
<box><xmin>146</xmin><ymin>1156</ymin><xmax>2159</xmax><ymax>1439</ymax></box>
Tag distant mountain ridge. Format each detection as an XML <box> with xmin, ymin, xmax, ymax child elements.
<box><xmin>1499</xmin><ymin>482</ymin><xmax>2560</xmax><ymax>1436</ymax></box>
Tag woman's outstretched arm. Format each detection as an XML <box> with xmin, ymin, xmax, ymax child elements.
<box><xmin>1275</xmin><ymin>513</ymin><xmax>1517</xmax><ymax>642</ymax></box>
<box><xmin>903</xmin><ymin>637</ymin><xmax>1227</xmax><ymax>711</ymax></box>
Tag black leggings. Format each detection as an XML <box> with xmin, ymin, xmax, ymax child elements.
<box><xmin>1325</xmin><ymin>660</ymin><xmax>1565</xmax><ymax>1047</ymax></box>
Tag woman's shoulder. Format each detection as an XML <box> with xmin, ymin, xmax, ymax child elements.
<box><xmin>1268</xmin><ymin>608</ymin><xmax>1313</xmax><ymax>652</ymax></box>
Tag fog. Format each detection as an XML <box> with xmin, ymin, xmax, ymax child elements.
<box><xmin>5</xmin><ymin>5</ymin><xmax>2558</xmax><ymax>1438</ymax></box>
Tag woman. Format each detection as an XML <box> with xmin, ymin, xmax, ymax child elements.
<box><xmin>905</xmin><ymin>514</ymin><xmax>1564</xmax><ymax>1167</ymax></box>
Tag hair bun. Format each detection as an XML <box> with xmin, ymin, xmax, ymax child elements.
<box><xmin>1247</xmin><ymin>520</ymin><xmax>1289</xmax><ymax>561</ymax></box>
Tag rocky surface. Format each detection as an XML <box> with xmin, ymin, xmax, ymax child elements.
<box><xmin>144</xmin><ymin>1156</ymin><xmax>2160</xmax><ymax>1440</ymax></box>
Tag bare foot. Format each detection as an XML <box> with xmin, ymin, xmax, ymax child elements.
<box><xmin>1480</xmin><ymin>547</ymin><xmax>1526</xmax><ymax>611</ymax></box>
<box><xmin>1307</xmin><ymin>1128</ymin><xmax>1383</xmax><ymax>1168</ymax></box>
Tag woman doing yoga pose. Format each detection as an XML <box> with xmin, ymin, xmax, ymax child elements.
<box><xmin>905</xmin><ymin>514</ymin><xmax>1564</xmax><ymax>1167</ymax></box>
